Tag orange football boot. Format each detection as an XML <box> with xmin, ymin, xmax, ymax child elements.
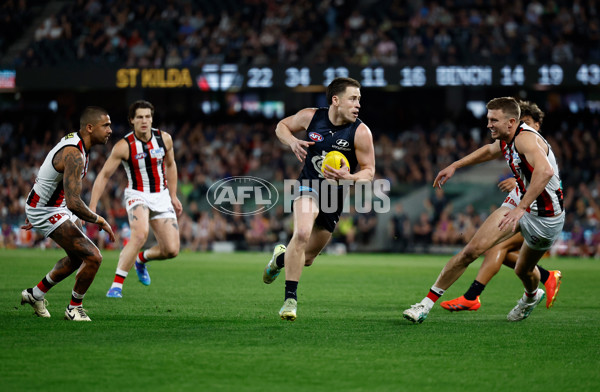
<box><xmin>543</xmin><ymin>270</ymin><xmax>562</xmax><ymax>309</ymax></box>
<box><xmin>440</xmin><ymin>295</ymin><xmax>481</xmax><ymax>312</ymax></box>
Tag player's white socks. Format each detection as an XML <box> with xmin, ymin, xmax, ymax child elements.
<box><xmin>421</xmin><ymin>297</ymin><xmax>435</xmax><ymax>309</ymax></box>
<box><xmin>137</xmin><ymin>250</ymin><xmax>149</xmax><ymax>264</ymax></box>
<box><xmin>111</xmin><ymin>269</ymin><xmax>128</xmax><ymax>289</ymax></box>
<box><xmin>32</xmin><ymin>273</ymin><xmax>56</xmax><ymax>299</ymax></box>
<box><xmin>68</xmin><ymin>290</ymin><xmax>85</xmax><ymax>310</ymax></box>
<box><xmin>523</xmin><ymin>287</ymin><xmax>539</xmax><ymax>303</ymax></box>
<box><xmin>422</xmin><ymin>286</ymin><xmax>446</xmax><ymax>310</ymax></box>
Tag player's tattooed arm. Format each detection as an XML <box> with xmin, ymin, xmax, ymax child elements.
<box><xmin>63</xmin><ymin>147</ymin><xmax>98</xmax><ymax>223</ymax></box>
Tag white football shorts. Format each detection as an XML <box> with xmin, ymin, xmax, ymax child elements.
<box><xmin>519</xmin><ymin>212</ymin><xmax>565</xmax><ymax>251</ymax></box>
<box><xmin>25</xmin><ymin>205</ymin><xmax>79</xmax><ymax>238</ymax></box>
<box><xmin>501</xmin><ymin>188</ymin><xmax>520</xmax><ymax>210</ymax></box>
<box><xmin>124</xmin><ymin>188</ymin><xmax>176</xmax><ymax>220</ymax></box>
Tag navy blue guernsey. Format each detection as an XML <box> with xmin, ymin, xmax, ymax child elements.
<box><xmin>299</xmin><ymin>107</ymin><xmax>361</xmax><ymax>181</ymax></box>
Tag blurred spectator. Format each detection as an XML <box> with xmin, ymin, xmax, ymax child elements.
<box><xmin>429</xmin><ymin>187</ymin><xmax>448</xmax><ymax>223</ymax></box>
<box><xmin>192</xmin><ymin>210</ymin><xmax>212</xmax><ymax>251</ymax></box>
<box><xmin>245</xmin><ymin>213</ymin><xmax>273</xmax><ymax>250</ymax></box>
<box><xmin>413</xmin><ymin>211</ymin><xmax>433</xmax><ymax>249</ymax></box>
<box><xmin>1</xmin><ymin>222</ymin><xmax>17</xmax><ymax>249</ymax></box>
<box><xmin>335</xmin><ymin>213</ymin><xmax>357</xmax><ymax>251</ymax></box>
<box><xmin>227</xmin><ymin>207</ymin><xmax>249</xmax><ymax>250</ymax></box>
<box><xmin>389</xmin><ymin>203</ymin><xmax>411</xmax><ymax>252</ymax></box>
<box><xmin>355</xmin><ymin>209</ymin><xmax>378</xmax><ymax>246</ymax></box>
<box><xmin>432</xmin><ymin>209</ymin><xmax>456</xmax><ymax>245</ymax></box>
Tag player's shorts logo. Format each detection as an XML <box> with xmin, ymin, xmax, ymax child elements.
<box><xmin>309</xmin><ymin>132</ymin><xmax>324</xmax><ymax>142</ymax></box>
<box><xmin>207</xmin><ymin>176</ymin><xmax>279</xmax><ymax>216</ymax></box>
<box><xmin>128</xmin><ymin>198</ymin><xmax>143</xmax><ymax>206</ymax></box>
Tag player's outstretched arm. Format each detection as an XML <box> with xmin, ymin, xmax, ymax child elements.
<box><xmin>89</xmin><ymin>140</ymin><xmax>127</xmax><ymax>212</ymax></box>
<box><xmin>433</xmin><ymin>141</ymin><xmax>502</xmax><ymax>188</ymax></box>
<box><xmin>275</xmin><ymin>108</ymin><xmax>316</xmax><ymax>162</ymax></box>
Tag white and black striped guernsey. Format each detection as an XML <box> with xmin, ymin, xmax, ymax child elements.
<box><xmin>500</xmin><ymin>123</ymin><xmax>564</xmax><ymax>217</ymax></box>
<box><xmin>26</xmin><ymin>132</ymin><xmax>88</xmax><ymax>208</ymax></box>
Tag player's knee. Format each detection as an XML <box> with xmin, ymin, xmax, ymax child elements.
<box><xmin>293</xmin><ymin>228</ymin><xmax>311</xmax><ymax>245</ymax></box>
<box><xmin>164</xmin><ymin>247</ymin><xmax>179</xmax><ymax>259</ymax></box>
<box><xmin>85</xmin><ymin>250</ymin><xmax>103</xmax><ymax>269</ymax></box>
<box><xmin>130</xmin><ymin>231</ymin><xmax>149</xmax><ymax>245</ymax></box>
<box><xmin>514</xmin><ymin>264</ymin><xmax>531</xmax><ymax>278</ymax></box>
<box><xmin>304</xmin><ymin>258</ymin><xmax>314</xmax><ymax>266</ymax></box>
<box><xmin>460</xmin><ymin>245</ymin><xmax>481</xmax><ymax>264</ymax></box>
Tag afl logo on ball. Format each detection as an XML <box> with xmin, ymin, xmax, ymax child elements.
<box><xmin>309</xmin><ymin>132</ymin><xmax>324</xmax><ymax>142</ymax></box>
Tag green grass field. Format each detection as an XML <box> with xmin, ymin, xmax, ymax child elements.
<box><xmin>1</xmin><ymin>249</ymin><xmax>599</xmax><ymax>392</ymax></box>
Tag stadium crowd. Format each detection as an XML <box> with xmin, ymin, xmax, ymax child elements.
<box><xmin>12</xmin><ymin>0</ymin><xmax>600</xmax><ymax>67</ymax></box>
<box><xmin>0</xmin><ymin>0</ymin><xmax>38</xmax><ymax>58</ymax></box>
<box><xmin>2</xmin><ymin>0</ymin><xmax>599</xmax><ymax>256</ymax></box>
<box><xmin>1</xmin><ymin>106</ymin><xmax>599</xmax><ymax>257</ymax></box>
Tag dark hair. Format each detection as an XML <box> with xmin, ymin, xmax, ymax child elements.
<box><xmin>486</xmin><ymin>97</ymin><xmax>520</xmax><ymax>120</ymax></box>
<box><xmin>326</xmin><ymin>77</ymin><xmax>361</xmax><ymax>105</ymax></box>
<box><xmin>80</xmin><ymin>106</ymin><xmax>108</xmax><ymax>129</ymax></box>
<box><xmin>518</xmin><ymin>100</ymin><xmax>544</xmax><ymax>125</ymax></box>
<box><xmin>128</xmin><ymin>100</ymin><xmax>155</xmax><ymax>124</ymax></box>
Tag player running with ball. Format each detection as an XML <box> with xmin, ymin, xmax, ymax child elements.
<box><xmin>262</xmin><ymin>77</ymin><xmax>376</xmax><ymax>321</ymax></box>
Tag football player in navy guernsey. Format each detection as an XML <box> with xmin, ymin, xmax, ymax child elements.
<box><xmin>20</xmin><ymin>106</ymin><xmax>115</xmax><ymax>321</ymax></box>
<box><xmin>262</xmin><ymin>77</ymin><xmax>376</xmax><ymax>321</ymax></box>
<box><xmin>90</xmin><ymin>100</ymin><xmax>182</xmax><ymax>299</ymax></box>
<box><xmin>403</xmin><ymin>97</ymin><xmax>565</xmax><ymax>324</ymax></box>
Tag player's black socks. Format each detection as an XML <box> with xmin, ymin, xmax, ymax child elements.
<box><xmin>464</xmin><ymin>280</ymin><xmax>486</xmax><ymax>300</ymax></box>
<box><xmin>538</xmin><ymin>266</ymin><xmax>550</xmax><ymax>285</ymax></box>
<box><xmin>276</xmin><ymin>252</ymin><xmax>285</xmax><ymax>268</ymax></box>
<box><xmin>285</xmin><ymin>280</ymin><xmax>298</xmax><ymax>301</ymax></box>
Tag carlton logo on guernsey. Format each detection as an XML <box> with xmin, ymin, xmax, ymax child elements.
<box><xmin>123</xmin><ymin>128</ymin><xmax>167</xmax><ymax>193</ymax></box>
<box><xmin>500</xmin><ymin>123</ymin><xmax>564</xmax><ymax>217</ymax></box>
<box><xmin>27</xmin><ymin>132</ymin><xmax>89</xmax><ymax>208</ymax></box>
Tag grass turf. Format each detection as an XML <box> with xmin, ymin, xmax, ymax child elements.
<box><xmin>1</xmin><ymin>249</ymin><xmax>599</xmax><ymax>392</ymax></box>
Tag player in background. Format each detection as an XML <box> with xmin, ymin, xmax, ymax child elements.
<box><xmin>20</xmin><ymin>106</ymin><xmax>115</xmax><ymax>321</ymax></box>
<box><xmin>403</xmin><ymin>97</ymin><xmax>565</xmax><ymax>323</ymax></box>
<box><xmin>262</xmin><ymin>77</ymin><xmax>376</xmax><ymax>321</ymax></box>
<box><xmin>89</xmin><ymin>100</ymin><xmax>182</xmax><ymax>298</ymax></box>
<box><xmin>440</xmin><ymin>101</ymin><xmax>562</xmax><ymax>312</ymax></box>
